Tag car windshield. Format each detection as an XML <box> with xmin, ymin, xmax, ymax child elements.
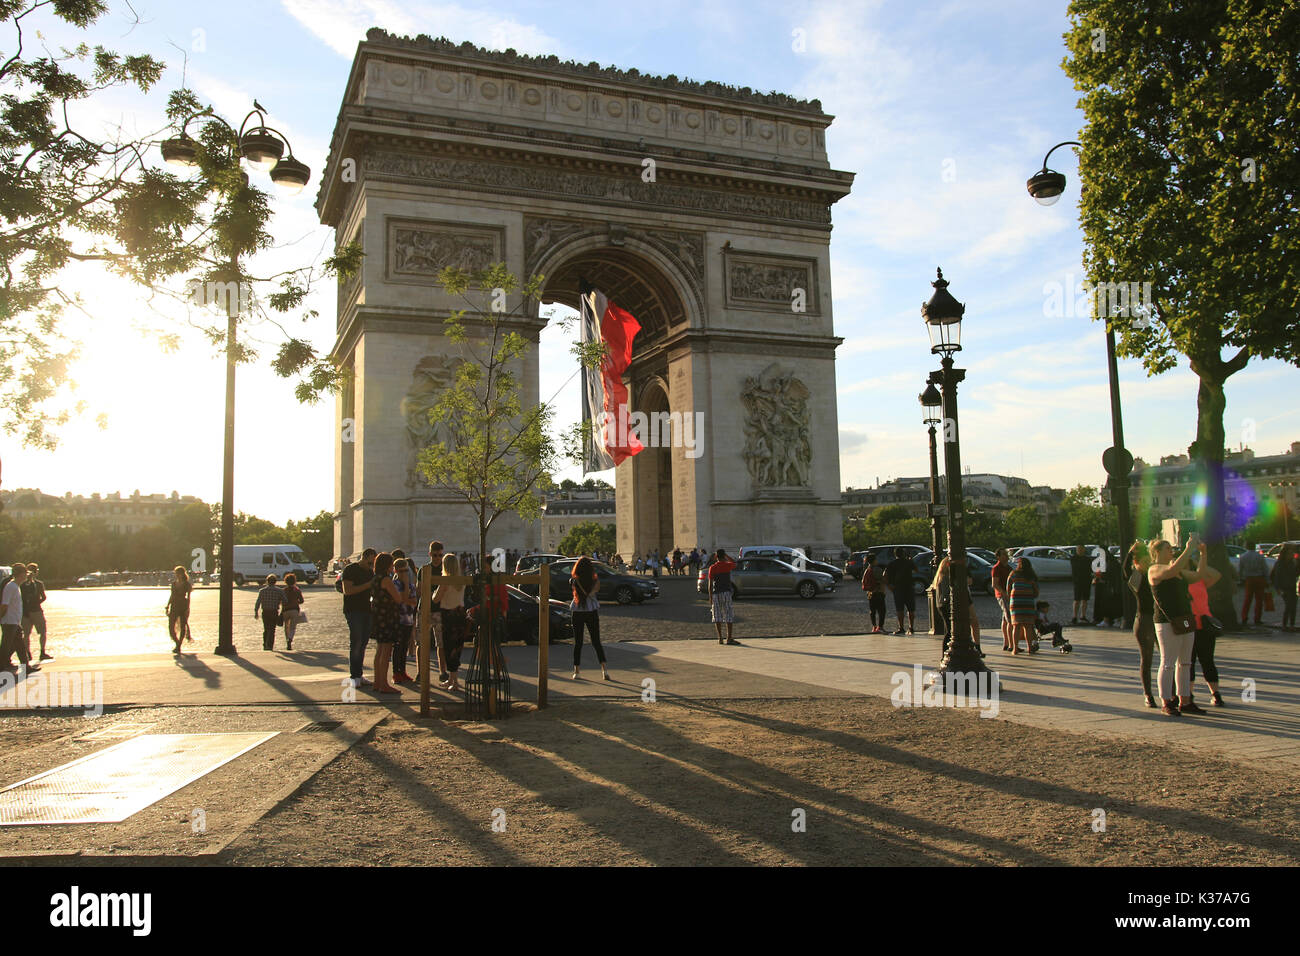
<box><xmin>286</xmin><ymin>551</ymin><xmax>309</xmax><ymax>563</ymax></box>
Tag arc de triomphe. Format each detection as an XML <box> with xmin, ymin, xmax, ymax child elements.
<box><xmin>318</xmin><ymin>30</ymin><xmax>854</xmax><ymax>561</ymax></box>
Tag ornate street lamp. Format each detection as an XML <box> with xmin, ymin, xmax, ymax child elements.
<box><xmin>1027</xmin><ymin>140</ymin><xmax>1135</xmax><ymax>626</ymax></box>
<box><xmin>923</xmin><ymin>269</ymin><xmax>995</xmax><ymax>686</ymax></box>
<box><xmin>1270</xmin><ymin>480</ymin><xmax>1296</xmax><ymax>540</ymax></box>
<box><xmin>920</xmin><ymin>383</ymin><xmax>944</xmax><ymax>635</ymax></box>
<box><xmin>160</xmin><ymin>104</ymin><xmax>310</xmax><ymax>656</ymax></box>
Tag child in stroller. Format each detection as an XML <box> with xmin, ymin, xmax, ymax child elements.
<box><xmin>1034</xmin><ymin>601</ymin><xmax>1073</xmax><ymax>654</ymax></box>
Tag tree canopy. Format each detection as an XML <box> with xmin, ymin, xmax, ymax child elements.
<box><xmin>0</xmin><ymin>0</ymin><xmax>360</xmax><ymax>447</ymax></box>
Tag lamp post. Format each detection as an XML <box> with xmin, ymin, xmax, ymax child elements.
<box><xmin>1270</xmin><ymin>481</ymin><xmax>1296</xmax><ymax>540</ymax></box>
<box><xmin>923</xmin><ymin>269</ymin><xmax>995</xmax><ymax>685</ymax></box>
<box><xmin>920</xmin><ymin>383</ymin><xmax>945</xmax><ymax>635</ymax></box>
<box><xmin>1028</xmin><ymin>140</ymin><xmax>1135</xmax><ymax>625</ymax></box>
<box><xmin>160</xmin><ymin>106</ymin><xmax>311</xmax><ymax>655</ymax></box>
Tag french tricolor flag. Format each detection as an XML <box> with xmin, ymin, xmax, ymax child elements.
<box><xmin>579</xmin><ymin>280</ymin><xmax>642</xmax><ymax>472</ymax></box>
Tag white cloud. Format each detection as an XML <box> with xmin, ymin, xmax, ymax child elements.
<box><xmin>280</xmin><ymin>0</ymin><xmax>567</xmax><ymax>59</ymax></box>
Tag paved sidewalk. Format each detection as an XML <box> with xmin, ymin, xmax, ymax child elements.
<box><xmin>4</xmin><ymin>624</ymin><xmax>1298</xmax><ymax>769</ymax></box>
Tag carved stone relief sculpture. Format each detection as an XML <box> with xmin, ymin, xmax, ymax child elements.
<box><xmin>742</xmin><ymin>364</ymin><xmax>813</xmax><ymax>488</ymax></box>
<box><xmin>400</xmin><ymin>355</ymin><xmax>460</xmax><ymax>488</ymax></box>
<box><xmin>391</xmin><ymin>224</ymin><xmax>498</xmax><ymax>277</ymax></box>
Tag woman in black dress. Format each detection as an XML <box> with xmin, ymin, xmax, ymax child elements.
<box><xmin>368</xmin><ymin>552</ymin><xmax>402</xmax><ymax>694</ymax></box>
<box><xmin>166</xmin><ymin>566</ymin><xmax>191</xmax><ymax>653</ymax></box>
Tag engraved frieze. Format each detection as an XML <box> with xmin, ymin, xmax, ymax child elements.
<box><xmin>389</xmin><ymin>222</ymin><xmax>499</xmax><ymax>277</ymax></box>
<box><xmin>364</xmin><ymin>151</ymin><xmax>831</xmax><ymax>225</ymax></box>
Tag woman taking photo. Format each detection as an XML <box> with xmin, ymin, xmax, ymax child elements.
<box><xmin>1006</xmin><ymin>557</ymin><xmax>1039</xmax><ymax>655</ymax></box>
<box><xmin>166</xmin><ymin>566</ymin><xmax>192</xmax><ymax>653</ymax></box>
<box><xmin>367</xmin><ymin>552</ymin><xmax>403</xmax><ymax>694</ymax></box>
<box><xmin>1126</xmin><ymin>540</ymin><xmax>1158</xmax><ymax>708</ymax></box>
<box><xmin>570</xmin><ymin>556</ymin><xmax>610</xmax><ymax>681</ymax></box>
<box><xmin>1147</xmin><ymin>534</ymin><xmax>1214</xmax><ymax>716</ymax></box>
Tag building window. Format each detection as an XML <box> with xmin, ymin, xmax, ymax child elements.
<box><xmin>1152</xmin><ymin>497</ymin><xmax>1158</xmax><ymax>507</ymax></box>
<box><xmin>1183</xmin><ymin>496</ymin><xmax>1190</xmax><ymax>506</ymax></box>
<box><xmin>1165</xmin><ymin>497</ymin><xmax>1172</xmax><ymax>508</ymax></box>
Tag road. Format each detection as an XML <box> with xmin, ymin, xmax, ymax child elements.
<box><xmin>34</xmin><ymin>575</ymin><xmax>1097</xmax><ymax>658</ymax></box>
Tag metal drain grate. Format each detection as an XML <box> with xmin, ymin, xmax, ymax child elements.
<box><xmin>0</xmin><ymin>732</ymin><xmax>277</xmax><ymax>826</ymax></box>
<box><xmin>296</xmin><ymin>721</ymin><xmax>342</xmax><ymax>733</ymax></box>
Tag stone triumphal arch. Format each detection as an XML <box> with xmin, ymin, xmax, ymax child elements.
<box><xmin>318</xmin><ymin>30</ymin><xmax>854</xmax><ymax>560</ymax></box>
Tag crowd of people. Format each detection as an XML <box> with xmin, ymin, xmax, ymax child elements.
<box><xmin>628</xmin><ymin>547</ymin><xmax>707</xmax><ymax>577</ymax></box>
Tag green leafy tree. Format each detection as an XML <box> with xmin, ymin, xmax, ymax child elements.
<box><xmin>1002</xmin><ymin>506</ymin><xmax>1045</xmax><ymax>548</ymax></box>
<box><xmin>0</xmin><ymin>0</ymin><xmax>169</xmax><ymax>446</ymax></box>
<box><xmin>559</xmin><ymin>521</ymin><xmax>617</xmax><ymax>557</ymax></box>
<box><xmin>162</xmin><ymin>501</ymin><xmax>216</xmax><ymax>562</ymax></box>
<box><xmin>0</xmin><ymin>1</ymin><xmax>362</xmax><ymax>448</ymax></box>
<box><xmin>417</xmin><ymin>263</ymin><xmax>565</xmax><ymax>564</ymax></box>
<box><xmin>286</xmin><ymin>509</ymin><xmax>333</xmax><ymax>563</ymax></box>
<box><xmin>1063</xmin><ymin>0</ymin><xmax>1299</xmax><ymax>617</ymax></box>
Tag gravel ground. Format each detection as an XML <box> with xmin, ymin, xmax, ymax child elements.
<box><xmin>215</xmin><ymin>696</ymin><xmax>1300</xmax><ymax>867</ymax></box>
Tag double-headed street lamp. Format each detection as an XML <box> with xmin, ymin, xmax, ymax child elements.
<box><xmin>1269</xmin><ymin>481</ymin><xmax>1296</xmax><ymax>540</ymax></box>
<box><xmin>920</xmin><ymin>383</ymin><xmax>944</xmax><ymax>634</ymax></box>
<box><xmin>922</xmin><ymin>269</ymin><xmax>994</xmax><ymax>683</ymax></box>
<box><xmin>1028</xmin><ymin>140</ymin><xmax>1135</xmax><ymax>624</ymax></box>
<box><xmin>160</xmin><ymin>106</ymin><xmax>311</xmax><ymax>655</ymax></box>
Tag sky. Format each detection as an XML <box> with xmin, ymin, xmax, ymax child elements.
<box><xmin>5</xmin><ymin>0</ymin><xmax>1298</xmax><ymax>528</ymax></box>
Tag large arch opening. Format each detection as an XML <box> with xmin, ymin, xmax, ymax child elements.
<box><xmin>533</xmin><ymin>242</ymin><xmax>696</xmax><ymax>559</ymax></box>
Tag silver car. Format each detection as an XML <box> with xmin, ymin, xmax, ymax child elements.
<box><xmin>1009</xmin><ymin>546</ymin><xmax>1076</xmax><ymax>581</ymax></box>
<box><xmin>732</xmin><ymin>557</ymin><xmax>836</xmax><ymax>599</ymax></box>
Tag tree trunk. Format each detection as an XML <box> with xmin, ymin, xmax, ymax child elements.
<box><xmin>1192</xmin><ymin>368</ymin><xmax>1238</xmax><ymax>628</ymax></box>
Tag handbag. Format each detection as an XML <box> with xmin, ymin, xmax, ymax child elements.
<box><xmin>1152</xmin><ymin>587</ymin><xmax>1196</xmax><ymax>635</ymax></box>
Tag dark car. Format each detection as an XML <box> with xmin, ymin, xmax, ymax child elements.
<box><xmin>855</xmin><ymin>545</ymin><xmax>934</xmax><ymax>594</ymax></box>
<box><xmin>519</xmin><ymin>559</ymin><xmax>659</xmax><ymax>605</ymax></box>
<box><xmin>467</xmin><ymin>584</ymin><xmax>572</xmax><ymax>645</ymax></box>
<box><xmin>738</xmin><ymin>547</ymin><xmax>844</xmax><ymax>582</ymax></box>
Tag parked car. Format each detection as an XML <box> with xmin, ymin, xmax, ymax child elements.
<box><xmin>1008</xmin><ymin>546</ymin><xmax>1075</xmax><ymax>580</ymax></box>
<box><xmin>730</xmin><ymin>557</ymin><xmax>836</xmax><ymax>599</ymax></box>
<box><xmin>514</xmin><ymin>553</ymin><xmax>569</xmax><ymax>575</ymax></box>
<box><xmin>467</xmin><ymin>584</ymin><xmax>571</xmax><ymax>645</ymax></box>
<box><xmin>518</xmin><ymin>558</ymin><xmax>659</xmax><ymax>605</ymax></box>
<box><xmin>966</xmin><ymin>548</ymin><xmax>998</xmax><ymax>566</ymax></box>
<box><xmin>852</xmin><ymin>545</ymin><xmax>934</xmax><ymax>594</ymax></box>
<box><xmin>737</xmin><ymin>546</ymin><xmax>843</xmax><ymax>581</ymax></box>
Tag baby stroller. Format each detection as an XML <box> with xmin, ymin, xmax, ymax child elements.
<box><xmin>1032</xmin><ymin>623</ymin><xmax>1073</xmax><ymax>654</ymax></box>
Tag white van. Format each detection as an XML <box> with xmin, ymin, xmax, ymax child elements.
<box><xmin>231</xmin><ymin>544</ymin><xmax>318</xmax><ymax>587</ymax></box>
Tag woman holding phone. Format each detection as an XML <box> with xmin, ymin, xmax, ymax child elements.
<box><xmin>1147</xmin><ymin>534</ymin><xmax>1215</xmax><ymax>717</ymax></box>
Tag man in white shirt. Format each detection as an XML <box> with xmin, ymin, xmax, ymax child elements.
<box><xmin>1</xmin><ymin>563</ymin><xmax>37</xmax><ymax>673</ymax></box>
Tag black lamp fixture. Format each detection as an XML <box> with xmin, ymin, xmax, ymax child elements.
<box><xmin>160</xmin><ymin>133</ymin><xmax>199</xmax><ymax>168</ymax></box>
<box><xmin>921</xmin><ymin>268</ymin><xmax>965</xmax><ymax>354</ymax></box>
<box><xmin>919</xmin><ymin>383</ymin><xmax>942</xmax><ymax>424</ymax></box>
<box><xmin>1026</xmin><ymin>140</ymin><xmax>1081</xmax><ymax>206</ymax></box>
<box><xmin>162</xmin><ymin>104</ymin><xmax>310</xmax><ymax>195</ymax></box>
